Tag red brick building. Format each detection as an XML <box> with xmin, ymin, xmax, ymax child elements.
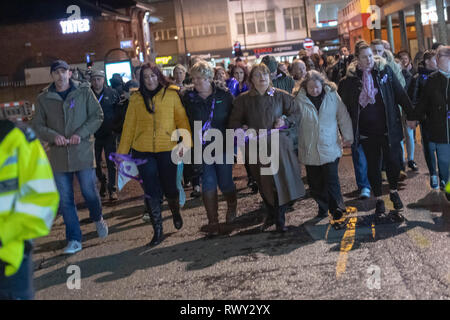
<box><xmin>0</xmin><ymin>0</ymin><xmax>155</xmax><ymax>84</ymax></box>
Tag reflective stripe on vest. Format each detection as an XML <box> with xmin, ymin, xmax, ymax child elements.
<box><xmin>14</xmin><ymin>201</ymin><xmax>55</xmax><ymax>229</ymax></box>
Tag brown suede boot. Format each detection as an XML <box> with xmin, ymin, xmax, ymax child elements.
<box><xmin>223</xmin><ymin>191</ymin><xmax>237</xmax><ymax>223</ymax></box>
<box><xmin>202</xmin><ymin>190</ymin><xmax>219</xmax><ymax>236</ymax></box>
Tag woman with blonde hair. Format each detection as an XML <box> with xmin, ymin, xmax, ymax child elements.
<box><xmin>181</xmin><ymin>60</ymin><xmax>237</xmax><ymax>236</ymax></box>
<box><xmin>229</xmin><ymin>63</ymin><xmax>305</xmax><ymax>232</ymax></box>
<box><xmin>295</xmin><ymin>70</ymin><xmax>353</xmax><ymax>227</ymax></box>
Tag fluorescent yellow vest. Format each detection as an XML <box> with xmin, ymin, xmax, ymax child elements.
<box><xmin>0</xmin><ymin>121</ymin><xmax>59</xmax><ymax>276</ymax></box>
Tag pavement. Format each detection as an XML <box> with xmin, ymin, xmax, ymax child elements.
<box><xmin>33</xmin><ymin>144</ymin><xmax>450</xmax><ymax>300</ymax></box>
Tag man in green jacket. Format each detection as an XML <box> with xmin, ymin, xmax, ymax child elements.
<box><xmin>32</xmin><ymin>60</ymin><xmax>108</xmax><ymax>255</ymax></box>
<box><xmin>261</xmin><ymin>55</ymin><xmax>295</xmax><ymax>94</ymax></box>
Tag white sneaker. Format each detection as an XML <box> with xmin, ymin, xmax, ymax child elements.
<box><xmin>95</xmin><ymin>218</ymin><xmax>108</xmax><ymax>239</ymax></box>
<box><xmin>430</xmin><ymin>175</ymin><xmax>439</xmax><ymax>190</ymax></box>
<box><xmin>63</xmin><ymin>241</ymin><xmax>82</xmax><ymax>255</ymax></box>
<box><xmin>142</xmin><ymin>213</ymin><xmax>151</xmax><ymax>223</ymax></box>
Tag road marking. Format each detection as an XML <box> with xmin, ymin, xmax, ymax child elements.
<box><xmin>406</xmin><ymin>229</ymin><xmax>431</xmax><ymax>248</ymax></box>
<box><xmin>336</xmin><ymin>217</ymin><xmax>358</xmax><ymax>279</ymax></box>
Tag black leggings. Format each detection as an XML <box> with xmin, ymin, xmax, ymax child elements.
<box><xmin>360</xmin><ymin>136</ymin><xmax>401</xmax><ymax>197</ymax></box>
<box><xmin>305</xmin><ymin>158</ymin><xmax>345</xmax><ymax>215</ymax></box>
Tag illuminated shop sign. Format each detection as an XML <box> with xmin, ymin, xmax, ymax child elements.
<box><xmin>120</xmin><ymin>40</ymin><xmax>133</xmax><ymax>49</ymax></box>
<box><xmin>60</xmin><ymin>19</ymin><xmax>90</xmax><ymax>34</ymax></box>
<box><xmin>155</xmin><ymin>56</ymin><xmax>173</xmax><ymax>64</ymax></box>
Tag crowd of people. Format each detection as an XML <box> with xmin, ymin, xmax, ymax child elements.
<box><xmin>1</xmin><ymin>38</ymin><xmax>450</xmax><ymax>299</ymax></box>
<box><xmin>21</xmin><ymin>40</ymin><xmax>450</xmax><ymax>255</ymax></box>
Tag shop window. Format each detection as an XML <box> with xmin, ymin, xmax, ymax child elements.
<box><xmin>266</xmin><ymin>10</ymin><xmax>276</xmax><ymax>33</ymax></box>
<box><xmin>246</xmin><ymin>12</ymin><xmax>256</xmax><ymax>34</ymax></box>
<box><xmin>284</xmin><ymin>7</ymin><xmax>304</xmax><ymax>30</ymax></box>
<box><xmin>236</xmin><ymin>13</ymin><xmax>244</xmax><ymax>35</ymax></box>
<box><xmin>256</xmin><ymin>11</ymin><xmax>266</xmax><ymax>33</ymax></box>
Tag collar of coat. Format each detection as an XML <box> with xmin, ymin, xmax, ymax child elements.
<box><xmin>42</xmin><ymin>79</ymin><xmax>89</xmax><ymax>94</ymax></box>
<box><xmin>248</xmin><ymin>86</ymin><xmax>276</xmax><ymax>96</ymax></box>
<box><xmin>181</xmin><ymin>80</ymin><xmax>229</xmax><ymax>99</ymax></box>
<box><xmin>296</xmin><ymin>84</ymin><xmax>335</xmax><ymax>105</ymax></box>
<box><xmin>346</xmin><ymin>55</ymin><xmax>388</xmax><ymax>78</ymax></box>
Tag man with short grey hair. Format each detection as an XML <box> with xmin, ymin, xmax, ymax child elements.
<box><xmin>33</xmin><ymin>60</ymin><xmax>108</xmax><ymax>255</ymax></box>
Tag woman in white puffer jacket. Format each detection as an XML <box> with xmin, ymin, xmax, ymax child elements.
<box><xmin>295</xmin><ymin>70</ymin><xmax>353</xmax><ymax>228</ymax></box>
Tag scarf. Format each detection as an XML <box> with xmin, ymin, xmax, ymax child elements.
<box><xmin>140</xmin><ymin>83</ymin><xmax>163</xmax><ymax>113</ymax></box>
<box><xmin>358</xmin><ymin>67</ymin><xmax>378</xmax><ymax>108</ymax></box>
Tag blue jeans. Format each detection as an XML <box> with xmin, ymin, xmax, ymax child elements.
<box><xmin>201</xmin><ymin>154</ymin><xmax>236</xmax><ymax>193</ymax></box>
<box><xmin>401</xmin><ymin>124</ymin><xmax>415</xmax><ymax>162</ymax></box>
<box><xmin>54</xmin><ymin>169</ymin><xmax>103</xmax><ymax>242</ymax></box>
<box><xmin>421</xmin><ymin>125</ymin><xmax>437</xmax><ymax>176</ymax></box>
<box><xmin>351</xmin><ymin>143</ymin><xmax>371</xmax><ymax>191</ymax></box>
<box><xmin>430</xmin><ymin>142</ymin><xmax>450</xmax><ymax>185</ymax></box>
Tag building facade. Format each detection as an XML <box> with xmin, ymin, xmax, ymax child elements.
<box><xmin>0</xmin><ymin>0</ymin><xmax>154</xmax><ymax>85</ymax></box>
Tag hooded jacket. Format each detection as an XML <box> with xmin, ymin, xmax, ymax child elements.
<box><xmin>338</xmin><ymin>55</ymin><xmax>414</xmax><ymax>147</ymax></box>
<box><xmin>33</xmin><ymin>80</ymin><xmax>104</xmax><ymax>172</ymax></box>
<box><xmin>295</xmin><ymin>84</ymin><xmax>353</xmax><ymax>166</ymax></box>
<box><xmin>273</xmin><ymin>71</ymin><xmax>296</xmax><ymax>94</ymax></box>
<box><xmin>407</xmin><ymin>66</ymin><xmax>435</xmax><ymax>106</ymax></box>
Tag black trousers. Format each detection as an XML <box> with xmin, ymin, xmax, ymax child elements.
<box><xmin>94</xmin><ymin>134</ymin><xmax>117</xmax><ymax>193</ymax></box>
<box><xmin>305</xmin><ymin>158</ymin><xmax>345</xmax><ymax>215</ymax></box>
<box><xmin>360</xmin><ymin>135</ymin><xmax>401</xmax><ymax>197</ymax></box>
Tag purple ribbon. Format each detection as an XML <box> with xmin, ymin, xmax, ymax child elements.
<box><xmin>69</xmin><ymin>98</ymin><xmax>75</xmax><ymax>109</ymax></box>
<box><xmin>109</xmin><ymin>153</ymin><xmax>147</xmax><ymax>184</ymax></box>
<box><xmin>199</xmin><ymin>98</ymin><xmax>216</xmax><ymax>145</ymax></box>
<box><xmin>234</xmin><ymin>125</ymin><xmax>288</xmax><ymax>148</ymax></box>
<box><xmin>98</xmin><ymin>94</ymin><xmax>104</xmax><ymax>103</ymax></box>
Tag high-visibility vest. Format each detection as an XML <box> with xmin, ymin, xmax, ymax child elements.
<box><xmin>0</xmin><ymin>120</ymin><xmax>59</xmax><ymax>276</ymax></box>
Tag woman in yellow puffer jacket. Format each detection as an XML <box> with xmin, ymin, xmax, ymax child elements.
<box><xmin>117</xmin><ymin>62</ymin><xmax>191</xmax><ymax>246</ymax></box>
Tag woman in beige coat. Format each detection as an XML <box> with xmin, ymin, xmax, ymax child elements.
<box><xmin>295</xmin><ymin>70</ymin><xmax>353</xmax><ymax>228</ymax></box>
<box><xmin>229</xmin><ymin>64</ymin><xmax>305</xmax><ymax>232</ymax></box>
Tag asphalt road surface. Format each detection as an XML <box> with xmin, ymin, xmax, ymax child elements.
<box><xmin>33</xmin><ymin>144</ymin><xmax>450</xmax><ymax>300</ymax></box>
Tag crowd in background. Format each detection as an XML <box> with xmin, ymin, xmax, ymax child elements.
<box><xmin>30</xmin><ymin>39</ymin><xmax>450</xmax><ymax>254</ymax></box>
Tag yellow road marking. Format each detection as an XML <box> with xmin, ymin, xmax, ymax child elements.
<box><xmin>406</xmin><ymin>229</ymin><xmax>431</xmax><ymax>248</ymax></box>
<box><xmin>336</xmin><ymin>217</ymin><xmax>358</xmax><ymax>279</ymax></box>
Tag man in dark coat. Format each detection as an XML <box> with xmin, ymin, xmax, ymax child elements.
<box><xmin>91</xmin><ymin>70</ymin><xmax>121</xmax><ymax>200</ymax></box>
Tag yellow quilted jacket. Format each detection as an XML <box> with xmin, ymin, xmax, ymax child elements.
<box><xmin>117</xmin><ymin>86</ymin><xmax>191</xmax><ymax>154</ymax></box>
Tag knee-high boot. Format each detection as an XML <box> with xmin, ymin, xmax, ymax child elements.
<box><xmin>202</xmin><ymin>190</ymin><xmax>219</xmax><ymax>236</ymax></box>
<box><xmin>146</xmin><ymin>198</ymin><xmax>163</xmax><ymax>246</ymax></box>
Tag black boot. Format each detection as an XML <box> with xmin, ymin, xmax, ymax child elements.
<box><xmin>276</xmin><ymin>205</ymin><xmax>288</xmax><ymax>233</ymax></box>
<box><xmin>99</xmin><ymin>176</ymin><xmax>107</xmax><ymax>199</ymax></box>
<box><xmin>260</xmin><ymin>199</ymin><xmax>275</xmax><ymax>232</ymax></box>
<box><xmin>223</xmin><ymin>191</ymin><xmax>237</xmax><ymax>223</ymax></box>
<box><xmin>147</xmin><ymin>199</ymin><xmax>164</xmax><ymax>246</ymax></box>
<box><xmin>167</xmin><ymin>196</ymin><xmax>183</xmax><ymax>230</ymax></box>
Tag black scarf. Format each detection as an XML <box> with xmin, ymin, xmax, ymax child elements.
<box><xmin>307</xmin><ymin>90</ymin><xmax>325</xmax><ymax>112</ymax></box>
<box><xmin>140</xmin><ymin>83</ymin><xmax>163</xmax><ymax>113</ymax></box>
